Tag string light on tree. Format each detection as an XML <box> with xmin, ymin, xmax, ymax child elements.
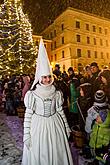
<box><xmin>0</xmin><ymin>0</ymin><xmax>38</xmax><ymax>75</ymax></box>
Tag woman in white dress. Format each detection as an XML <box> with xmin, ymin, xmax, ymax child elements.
<box><xmin>22</xmin><ymin>39</ymin><xmax>73</xmax><ymax>165</ymax></box>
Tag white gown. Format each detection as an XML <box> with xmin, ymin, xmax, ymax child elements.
<box><xmin>22</xmin><ymin>84</ymin><xmax>73</xmax><ymax>165</ymax></box>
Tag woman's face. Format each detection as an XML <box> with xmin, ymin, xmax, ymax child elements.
<box><xmin>86</xmin><ymin>67</ymin><xmax>92</xmax><ymax>76</ymax></box>
<box><xmin>80</xmin><ymin>87</ymin><xmax>84</xmax><ymax>96</ymax></box>
<box><xmin>41</xmin><ymin>75</ymin><xmax>52</xmax><ymax>85</ymax></box>
<box><xmin>90</xmin><ymin>66</ymin><xmax>98</xmax><ymax>74</ymax></box>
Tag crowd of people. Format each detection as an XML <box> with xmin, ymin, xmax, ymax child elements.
<box><xmin>0</xmin><ymin>74</ymin><xmax>34</xmax><ymax>115</ymax></box>
<box><xmin>53</xmin><ymin>62</ymin><xmax>110</xmax><ymax>165</ymax></box>
<box><xmin>0</xmin><ymin>43</ymin><xmax>110</xmax><ymax>164</ymax></box>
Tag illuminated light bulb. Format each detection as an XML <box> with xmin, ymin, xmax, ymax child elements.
<box><xmin>8</xmin><ymin>36</ymin><xmax>11</xmax><ymax>39</ymax></box>
<box><xmin>6</xmin><ymin>66</ymin><xmax>9</xmax><ymax>69</ymax></box>
<box><xmin>8</xmin><ymin>57</ymin><xmax>11</xmax><ymax>61</ymax></box>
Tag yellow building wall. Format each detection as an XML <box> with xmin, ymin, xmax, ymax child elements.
<box><xmin>41</xmin><ymin>7</ymin><xmax>110</xmax><ymax>72</ymax></box>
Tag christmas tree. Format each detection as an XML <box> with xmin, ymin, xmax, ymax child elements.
<box><xmin>0</xmin><ymin>0</ymin><xmax>37</xmax><ymax>75</ymax></box>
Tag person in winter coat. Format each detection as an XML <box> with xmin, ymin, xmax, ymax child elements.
<box><xmin>90</xmin><ymin>62</ymin><xmax>101</xmax><ymax>94</ymax></box>
<box><xmin>22</xmin><ymin>39</ymin><xmax>73</xmax><ymax>165</ymax></box>
<box><xmin>53</xmin><ymin>64</ymin><xmax>62</xmax><ymax>78</ymax></box>
<box><xmin>67</xmin><ymin>67</ymin><xmax>80</xmax><ymax>127</ymax></box>
<box><xmin>98</xmin><ymin>69</ymin><xmax>110</xmax><ymax>104</ymax></box>
<box><xmin>89</xmin><ymin>110</ymin><xmax>110</xmax><ymax>165</ymax></box>
<box><xmin>83</xmin><ymin>65</ymin><xmax>93</xmax><ymax>83</ymax></box>
<box><xmin>5</xmin><ymin>82</ymin><xmax>15</xmax><ymax>115</ymax></box>
<box><xmin>85</xmin><ymin>90</ymin><xmax>109</xmax><ymax>134</ymax></box>
<box><xmin>78</xmin><ymin>83</ymin><xmax>93</xmax><ymax>131</ymax></box>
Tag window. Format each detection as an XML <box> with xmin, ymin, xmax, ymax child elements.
<box><xmin>76</xmin><ymin>21</ymin><xmax>80</xmax><ymax>28</ymax></box>
<box><xmin>51</xmin><ymin>43</ymin><xmax>53</xmax><ymax>50</ymax></box>
<box><xmin>86</xmin><ymin>24</ymin><xmax>89</xmax><ymax>30</ymax></box>
<box><xmin>63</xmin><ymin>65</ymin><xmax>65</xmax><ymax>70</ymax></box>
<box><xmin>100</xmin><ymin>39</ymin><xmax>103</xmax><ymax>46</ymax></box>
<box><xmin>99</xmin><ymin>27</ymin><xmax>102</xmax><ymax>33</ymax></box>
<box><xmin>62</xmin><ymin>37</ymin><xmax>64</xmax><ymax>44</ymax></box>
<box><xmin>47</xmin><ymin>34</ymin><xmax>49</xmax><ymax>39</ymax></box>
<box><xmin>54</xmin><ymin>41</ymin><xmax>56</xmax><ymax>48</ymax></box>
<box><xmin>106</xmin><ymin>53</ymin><xmax>109</xmax><ymax>59</ymax></box>
<box><xmin>55</xmin><ymin>54</ymin><xmax>57</xmax><ymax>61</ymax></box>
<box><xmin>94</xmin><ymin>51</ymin><xmax>97</xmax><ymax>58</ymax></box>
<box><xmin>51</xmin><ymin>55</ymin><xmax>53</xmax><ymax>61</ymax></box>
<box><xmin>76</xmin><ymin>34</ymin><xmax>80</xmax><ymax>42</ymax></box>
<box><xmin>93</xmin><ymin>38</ymin><xmax>96</xmax><ymax>45</ymax></box>
<box><xmin>93</xmin><ymin>25</ymin><xmax>96</xmax><ymax>32</ymax></box>
<box><xmin>106</xmin><ymin>40</ymin><xmax>108</xmax><ymax>47</ymax></box>
<box><xmin>61</xmin><ymin>24</ymin><xmax>64</xmax><ymax>31</ymax></box>
<box><xmin>87</xmin><ymin>50</ymin><xmax>91</xmax><ymax>58</ymax></box>
<box><xmin>62</xmin><ymin>50</ymin><xmax>64</xmax><ymax>58</ymax></box>
<box><xmin>87</xmin><ymin>36</ymin><xmax>90</xmax><ymax>44</ymax></box>
<box><xmin>77</xmin><ymin>49</ymin><xmax>81</xmax><ymax>57</ymax></box>
<box><xmin>50</xmin><ymin>32</ymin><xmax>53</xmax><ymax>39</ymax></box>
<box><xmin>101</xmin><ymin>52</ymin><xmax>103</xmax><ymax>59</ymax></box>
<box><xmin>54</xmin><ymin>30</ymin><xmax>56</xmax><ymax>37</ymax></box>
<box><xmin>105</xmin><ymin>29</ymin><xmax>108</xmax><ymax>35</ymax></box>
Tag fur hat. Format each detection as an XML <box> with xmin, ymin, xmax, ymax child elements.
<box><xmin>95</xmin><ymin>90</ymin><xmax>106</xmax><ymax>103</ymax></box>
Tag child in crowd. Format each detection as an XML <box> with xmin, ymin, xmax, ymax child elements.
<box><xmin>89</xmin><ymin>110</ymin><xmax>110</xmax><ymax>165</ymax></box>
<box><xmin>85</xmin><ymin>90</ymin><xmax>109</xmax><ymax>134</ymax></box>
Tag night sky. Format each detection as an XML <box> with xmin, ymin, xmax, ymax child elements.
<box><xmin>0</xmin><ymin>0</ymin><xmax>110</xmax><ymax>34</ymax></box>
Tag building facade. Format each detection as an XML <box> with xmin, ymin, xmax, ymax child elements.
<box><xmin>41</xmin><ymin>7</ymin><xmax>110</xmax><ymax>72</ymax></box>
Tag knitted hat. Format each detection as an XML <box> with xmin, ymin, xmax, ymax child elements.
<box><xmin>95</xmin><ymin>90</ymin><xmax>106</xmax><ymax>103</ymax></box>
<box><xmin>99</xmin><ymin>110</ymin><xmax>107</xmax><ymax>122</ymax></box>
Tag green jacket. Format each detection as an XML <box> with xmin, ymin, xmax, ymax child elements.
<box><xmin>70</xmin><ymin>83</ymin><xmax>79</xmax><ymax>113</ymax></box>
<box><xmin>89</xmin><ymin>111</ymin><xmax>110</xmax><ymax>162</ymax></box>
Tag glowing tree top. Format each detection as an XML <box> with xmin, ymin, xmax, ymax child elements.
<box><xmin>0</xmin><ymin>0</ymin><xmax>37</xmax><ymax>75</ymax></box>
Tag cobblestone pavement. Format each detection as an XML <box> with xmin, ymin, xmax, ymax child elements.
<box><xmin>0</xmin><ymin>111</ymin><xmax>23</xmax><ymax>165</ymax></box>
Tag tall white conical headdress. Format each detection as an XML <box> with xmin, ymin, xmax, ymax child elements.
<box><xmin>31</xmin><ymin>38</ymin><xmax>53</xmax><ymax>89</ymax></box>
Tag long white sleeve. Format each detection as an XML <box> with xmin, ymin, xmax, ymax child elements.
<box><xmin>56</xmin><ymin>91</ymin><xmax>71</xmax><ymax>138</ymax></box>
<box><xmin>23</xmin><ymin>108</ymin><xmax>33</xmax><ymax>143</ymax></box>
<box><xmin>23</xmin><ymin>91</ymin><xmax>35</xmax><ymax>147</ymax></box>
